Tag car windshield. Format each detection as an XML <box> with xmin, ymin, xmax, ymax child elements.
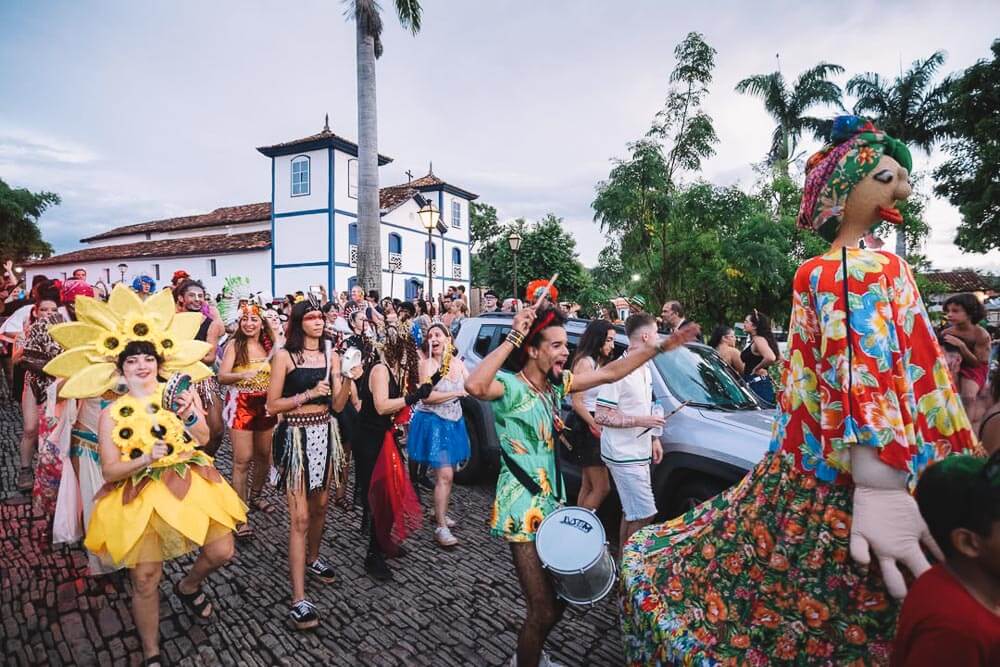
<box><xmin>653</xmin><ymin>345</ymin><xmax>760</xmax><ymax>410</ymax></box>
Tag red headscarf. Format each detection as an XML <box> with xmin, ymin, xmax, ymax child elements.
<box><xmin>60</xmin><ymin>279</ymin><xmax>95</xmax><ymax>304</ymax></box>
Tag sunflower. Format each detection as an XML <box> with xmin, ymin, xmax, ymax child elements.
<box><xmin>114</xmin><ymin>395</ymin><xmax>141</xmax><ymax>420</ymax></box>
<box><xmin>121</xmin><ymin>315</ymin><xmax>157</xmax><ymax>344</ymax></box>
<box><xmin>524</xmin><ymin>506</ymin><xmax>545</xmax><ymax>534</ymax></box>
<box><xmin>98</xmin><ymin>331</ymin><xmax>127</xmax><ymax>359</ymax></box>
<box><xmin>536</xmin><ymin>468</ymin><xmax>552</xmax><ymax>495</ymax></box>
<box><xmin>155</xmin><ymin>333</ymin><xmax>177</xmax><ymax>358</ymax></box>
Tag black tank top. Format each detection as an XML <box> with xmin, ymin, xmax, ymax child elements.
<box><xmin>281</xmin><ymin>350</ymin><xmax>329</xmax><ymax>406</ymax></box>
<box><xmin>195</xmin><ymin>316</ymin><xmax>212</xmax><ymax>342</ymax></box>
<box><xmin>357</xmin><ymin>363</ymin><xmax>401</xmax><ymax>432</ymax></box>
<box><xmin>741</xmin><ymin>342</ymin><xmax>764</xmax><ymax>378</ymax></box>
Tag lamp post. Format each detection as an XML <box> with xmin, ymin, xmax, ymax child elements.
<box><xmin>436</xmin><ymin>218</ymin><xmax>448</xmax><ymax>300</ymax></box>
<box><xmin>508</xmin><ymin>231</ymin><xmax>522</xmax><ymax>302</ymax></box>
<box><xmin>117</xmin><ymin>263</ymin><xmax>128</xmax><ymax>284</ymax></box>
<box><xmin>417</xmin><ymin>202</ymin><xmax>440</xmax><ymax>302</ymax></box>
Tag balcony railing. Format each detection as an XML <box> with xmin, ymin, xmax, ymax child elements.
<box><xmin>452</xmin><ymin>265</ymin><xmax>462</xmax><ymax>279</ymax></box>
<box><xmin>349</xmin><ymin>244</ymin><xmax>358</xmax><ymax>267</ymax></box>
<box><xmin>388</xmin><ymin>253</ymin><xmax>402</xmax><ymax>272</ymax></box>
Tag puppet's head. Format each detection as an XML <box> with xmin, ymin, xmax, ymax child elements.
<box><xmin>798</xmin><ymin>116</ymin><xmax>913</xmax><ymax>243</ymax></box>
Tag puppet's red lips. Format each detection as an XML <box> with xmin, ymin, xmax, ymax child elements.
<box><xmin>878</xmin><ymin>205</ymin><xmax>904</xmax><ymax>224</ymax></box>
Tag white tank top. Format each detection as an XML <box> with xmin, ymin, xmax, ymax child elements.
<box><xmin>577</xmin><ymin>357</ymin><xmax>601</xmax><ymax>412</ymax></box>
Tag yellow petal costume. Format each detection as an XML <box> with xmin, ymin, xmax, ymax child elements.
<box><xmin>43</xmin><ymin>285</ymin><xmax>245</xmax><ymax>567</ymax></box>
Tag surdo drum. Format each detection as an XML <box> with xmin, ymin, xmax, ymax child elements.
<box><xmin>535</xmin><ymin>506</ymin><xmax>617</xmax><ymax>606</ymax></box>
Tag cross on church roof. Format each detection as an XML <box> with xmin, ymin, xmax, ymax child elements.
<box><xmin>405</xmin><ymin>169</ymin><xmax>413</xmax><ymax>183</ymax></box>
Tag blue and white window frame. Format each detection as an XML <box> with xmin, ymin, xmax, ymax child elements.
<box><xmin>291</xmin><ymin>155</ymin><xmax>310</xmax><ymax>196</ymax></box>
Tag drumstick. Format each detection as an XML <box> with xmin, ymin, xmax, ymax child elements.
<box><xmin>638</xmin><ymin>401</ymin><xmax>689</xmax><ymax>437</ymax></box>
<box><xmin>532</xmin><ymin>273</ymin><xmax>559</xmax><ymax>310</ymax></box>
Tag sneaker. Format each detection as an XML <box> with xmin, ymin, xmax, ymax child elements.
<box><xmin>289</xmin><ymin>599</ymin><xmax>319</xmax><ymax>630</ymax></box>
<box><xmin>365</xmin><ymin>552</ymin><xmax>393</xmax><ymax>581</ymax></box>
<box><xmin>435</xmin><ymin>526</ymin><xmax>458</xmax><ymax>548</ymax></box>
<box><xmin>306</xmin><ymin>557</ymin><xmax>336</xmax><ymax>584</ymax></box>
<box><xmin>541</xmin><ymin>653</ymin><xmax>566</xmax><ymax>667</ymax></box>
<box><xmin>445</xmin><ymin>515</ymin><xmax>457</xmax><ymax>529</ymax></box>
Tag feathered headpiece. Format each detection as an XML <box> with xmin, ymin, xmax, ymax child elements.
<box><xmin>218</xmin><ymin>276</ymin><xmax>254</xmax><ymax>325</ymax></box>
<box><xmin>43</xmin><ymin>284</ymin><xmax>213</xmax><ymax>398</ymax></box>
<box><xmin>525</xmin><ymin>279</ymin><xmax>558</xmax><ymax>304</ymax></box>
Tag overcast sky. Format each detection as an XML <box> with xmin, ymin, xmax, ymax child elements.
<box><xmin>2</xmin><ymin>1</ymin><xmax>998</xmax><ymax>273</ymax></box>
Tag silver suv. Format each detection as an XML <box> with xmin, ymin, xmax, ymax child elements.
<box><xmin>453</xmin><ymin>313</ymin><xmax>775</xmax><ymax>519</ymax></box>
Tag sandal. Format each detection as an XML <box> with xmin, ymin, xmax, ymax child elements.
<box><xmin>142</xmin><ymin>655</ymin><xmax>162</xmax><ymax>666</ymax></box>
<box><xmin>173</xmin><ymin>581</ymin><xmax>213</xmax><ymax>620</ymax></box>
<box><xmin>250</xmin><ymin>496</ymin><xmax>275</xmax><ymax>514</ymax></box>
<box><xmin>16</xmin><ymin>467</ymin><xmax>33</xmax><ymax>492</ymax></box>
<box><xmin>236</xmin><ymin>522</ymin><xmax>254</xmax><ymax>539</ymax></box>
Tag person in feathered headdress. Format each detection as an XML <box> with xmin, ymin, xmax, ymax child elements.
<box><xmin>620</xmin><ymin>117</ymin><xmax>981</xmax><ymax>665</ymax></box>
<box><xmin>42</xmin><ymin>284</ymin><xmax>245</xmax><ymax>665</ymax></box>
<box><xmin>265</xmin><ymin>298</ymin><xmax>357</xmax><ymax>630</ymax></box>
<box><xmin>217</xmin><ymin>300</ymin><xmax>277</xmax><ymax>538</ymax></box>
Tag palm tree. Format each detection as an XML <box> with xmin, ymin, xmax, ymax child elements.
<box><xmin>349</xmin><ymin>0</ymin><xmax>422</xmax><ymax>294</ymax></box>
<box><xmin>847</xmin><ymin>51</ymin><xmax>951</xmax><ymax>257</ymax></box>
<box><xmin>735</xmin><ymin>62</ymin><xmax>845</xmax><ymax>172</ymax></box>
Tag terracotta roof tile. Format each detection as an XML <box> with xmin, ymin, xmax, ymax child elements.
<box><xmin>25</xmin><ymin>231</ymin><xmax>271</xmax><ymax>267</ymax></box>
<box><xmin>379</xmin><ymin>185</ymin><xmax>421</xmax><ymax>212</ymax></box>
<box><xmin>81</xmin><ymin>203</ymin><xmax>271</xmax><ymax>242</ymax></box>
<box><xmin>384</xmin><ymin>170</ymin><xmax>478</xmax><ymax>201</ymax></box>
<box><xmin>926</xmin><ymin>270</ymin><xmax>995</xmax><ymax>293</ymax></box>
<box><xmin>256</xmin><ymin>128</ymin><xmax>392</xmax><ymax>164</ymax></box>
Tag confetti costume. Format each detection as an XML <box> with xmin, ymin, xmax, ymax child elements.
<box><xmin>620</xmin><ymin>120</ymin><xmax>980</xmax><ymax>665</ymax></box>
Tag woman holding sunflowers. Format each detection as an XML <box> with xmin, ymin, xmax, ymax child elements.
<box><xmin>89</xmin><ymin>340</ymin><xmax>244</xmax><ymax>666</ymax></box>
<box><xmin>620</xmin><ymin>118</ymin><xmax>982</xmax><ymax>665</ymax></box>
<box><xmin>465</xmin><ymin>285</ymin><xmax>696</xmax><ymax>667</ymax></box>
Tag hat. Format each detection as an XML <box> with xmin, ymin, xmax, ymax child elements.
<box><xmin>171</xmin><ymin>270</ymin><xmax>190</xmax><ymax>284</ymax></box>
<box><xmin>484</xmin><ymin>290</ymin><xmax>498</xmax><ymax>298</ymax></box>
<box><xmin>628</xmin><ymin>295</ymin><xmax>647</xmax><ymax>309</ymax></box>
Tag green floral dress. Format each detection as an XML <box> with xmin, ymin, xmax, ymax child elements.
<box><xmin>489</xmin><ymin>370</ymin><xmax>571</xmax><ymax>542</ymax></box>
<box><xmin>621</xmin><ymin>249</ymin><xmax>980</xmax><ymax>665</ymax></box>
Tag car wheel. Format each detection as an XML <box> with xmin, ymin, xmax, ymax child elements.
<box><xmin>453</xmin><ymin>417</ymin><xmax>483</xmax><ymax>485</ymax></box>
<box><xmin>660</xmin><ymin>474</ymin><xmax>730</xmax><ymax>520</ymax></box>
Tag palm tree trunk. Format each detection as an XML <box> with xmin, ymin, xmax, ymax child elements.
<box><xmin>356</xmin><ymin>18</ymin><xmax>382</xmax><ymax>294</ymax></box>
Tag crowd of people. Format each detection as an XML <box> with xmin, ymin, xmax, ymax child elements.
<box><xmin>3</xmin><ymin>113</ymin><xmax>1000</xmax><ymax>667</ymax></box>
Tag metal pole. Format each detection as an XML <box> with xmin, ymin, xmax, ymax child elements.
<box><xmin>426</xmin><ymin>227</ymin><xmax>433</xmax><ymax>302</ymax></box>
<box><xmin>513</xmin><ymin>251</ymin><xmax>519</xmax><ymax>303</ymax></box>
<box><xmin>439</xmin><ymin>230</ymin><xmax>446</xmax><ymax>299</ymax></box>
<box><xmin>390</xmin><ymin>269</ymin><xmax>395</xmax><ymax>300</ymax></box>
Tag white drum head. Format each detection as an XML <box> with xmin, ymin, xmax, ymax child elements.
<box><xmin>536</xmin><ymin>507</ymin><xmax>606</xmax><ymax>573</ymax></box>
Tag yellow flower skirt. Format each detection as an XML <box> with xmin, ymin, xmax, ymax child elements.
<box><xmin>84</xmin><ymin>463</ymin><xmax>246</xmax><ymax>568</ymax></box>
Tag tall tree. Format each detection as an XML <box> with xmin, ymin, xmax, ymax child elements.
<box><xmin>735</xmin><ymin>62</ymin><xmax>845</xmax><ymax>172</ymax></box>
<box><xmin>349</xmin><ymin>0</ymin><xmax>422</xmax><ymax>293</ymax></box>
<box><xmin>0</xmin><ymin>178</ymin><xmax>58</xmax><ymax>262</ymax></box>
<box><xmin>934</xmin><ymin>39</ymin><xmax>1000</xmax><ymax>254</ymax></box>
<box><xmin>594</xmin><ymin>32</ymin><xmax>718</xmax><ymax>303</ymax></box>
<box><xmin>469</xmin><ymin>200</ymin><xmax>499</xmax><ymax>253</ymax></box>
<box><xmin>847</xmin><ymin>51</ymin><xmax>951</xmax><ymax>257</ymax></box>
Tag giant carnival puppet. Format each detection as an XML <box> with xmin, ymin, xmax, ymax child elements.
<box><xmin>42</xmin><ymin>285</ymin><xmax>244</xmax><ymax>662</ymax></box>
<box><xmin>620</xmin><ymin>117</ymin><xmax>981</xmax><ymax>665</ymax></box>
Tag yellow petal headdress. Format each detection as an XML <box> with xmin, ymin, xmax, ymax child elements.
<box><xmin>44</xmin><ymin>284</ymin><xmax>213</xmax><ymax>398</ymax></box>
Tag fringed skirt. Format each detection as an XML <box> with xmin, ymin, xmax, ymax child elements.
<box><xmin>620</xmin><ymin>451</ymin><xmax>900</xmax><ymax>666</ymax></box>
<box><xmin>274</xmin><ymin>412</ymin><xmax>344</xmax><ymax>495</ymax></box>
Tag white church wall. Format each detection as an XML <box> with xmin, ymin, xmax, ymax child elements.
<box><xmin>333</xmin><ymin>150</ymin><xmax>358</xmax><ymax>216</ymax></box>
<box><xmin>274</xmin><ymin>148</ymin><xmax>329</xmax><ymax>215</ymax></box>
<box><xmin>273</xmin><ymin>213</ymin><xmax>328</xmax><ymax>266</ymax></box>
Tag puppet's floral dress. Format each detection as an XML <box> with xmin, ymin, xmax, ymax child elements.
<box><xmin>621</xmin><ymin>248</ymin><xmax>980</xmax><ymax>665</ymax></box>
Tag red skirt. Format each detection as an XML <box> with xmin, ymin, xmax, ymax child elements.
<box><xmin>224</xmin><ymin>390</ymin><xmax>277</xmax><ymax>431</ymax></box>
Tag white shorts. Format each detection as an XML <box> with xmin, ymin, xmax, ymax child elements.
<box><xmin>607</xmin><ymin>462</ymin><xmax>657</xmax><ymax>521</ymax></box>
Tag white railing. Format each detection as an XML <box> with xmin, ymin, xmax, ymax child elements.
<box><xmin>389</xmin><ymin>253</ymin><xmax>402</xmax><ymax>271</ymax></box>
<box><xmin>452</xmin><ymin>265</ymin><xmax>462</xmax><ymax>279</ymax></box>
<box><xmin>349</xmin><ymin>244</ymin><xmax>358</xmax><ymax>267</ymax></box>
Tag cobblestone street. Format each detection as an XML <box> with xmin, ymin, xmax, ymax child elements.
<box><xmin>0</xmin><ymin>377</ymin><xmax>624</xmax><ymax>667</ymax></box>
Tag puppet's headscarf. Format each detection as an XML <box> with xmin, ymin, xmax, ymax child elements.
<box><xmin>797</xmin><ymin>115</ymin><xmax>913</xmax><ymax>241</ymax></box>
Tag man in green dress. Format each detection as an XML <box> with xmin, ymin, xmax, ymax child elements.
<box><xmin>466</xmin><ymin>304</ymin><xmax>696</xmax><ymax>667</ymax></box>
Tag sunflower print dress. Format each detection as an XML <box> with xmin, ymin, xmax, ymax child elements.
<box><xmin>489</xmin><ymin>370</ymin><xmax>571</xmax><ymax>542</ymax></box>
<box><xmin>621</xmin><ymin>248</ymin><xmax>979</xmax><ymax>666</ymax></box>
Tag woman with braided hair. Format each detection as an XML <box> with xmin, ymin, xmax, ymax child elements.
<box><xmin>354</xmin><ymin>322</ymin><xmax>431</xmax><ymax>580</ymax></box>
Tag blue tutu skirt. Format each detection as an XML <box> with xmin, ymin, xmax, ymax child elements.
<box><xmin>408</xmin><ymin>411</ymin><xmax>470</xmax><ymax>469</ymax></box>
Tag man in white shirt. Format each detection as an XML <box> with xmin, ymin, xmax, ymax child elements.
<box><xmin>596</xmin><ymin>313</ymin><xmax>667</xmax><ymax>547</ymax></box>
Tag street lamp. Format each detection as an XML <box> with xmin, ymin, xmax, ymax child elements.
<box><xmin>508</xmin><ymin>231</ymin><xmax>522</xmax><ymax>301</ymax></box>
<box><xmin>436</xmin><ymin>218</ymin><xmax>448</xmax><ymax>300</ymax></box>
<box><xmin>117</xmin><ymin>263</ymin><xmax>128</xmax><ymax>284</ymax></box>
<box><xmin>417</xmin><ymin>202</ymin><xmax>440</xmax><ymax>301</ymax></box>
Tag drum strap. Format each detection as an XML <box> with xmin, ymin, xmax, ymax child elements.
<box><xmin>499</xmin><ymin>447</ymin><xmax>563</xmax><ymax>500</ymax></box>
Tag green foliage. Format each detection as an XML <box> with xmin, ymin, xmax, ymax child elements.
<box><xmin>735</xmin><ymin>62</ymin><xmax>845</xmax><ymax>167</ymax></box>
<box><xmin>934</xmin><ymin>39</ymin><xmax>1000</xmax><ymax>254</ymax></box>
<box><xmin>0</xmin><ymin>178</ymin><xmax>58</xmax><ymax>262</ymax></box>
<box><xmin>475</xmin><ymin>215</ymin><xmax>590</xmax><ymax>303</ymax></box>
<box><xmin>469</xmin><ymin>201</ymin><xmax>499</xmax><ymax>253</ymax></box>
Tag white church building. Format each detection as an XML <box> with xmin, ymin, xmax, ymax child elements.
<box><xmin>25</xmin><ymin>120</ymin><xmax>477</xmax><ymax>301</ymax></box>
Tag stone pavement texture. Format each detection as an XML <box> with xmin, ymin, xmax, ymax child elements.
<box><xmin>0</xmin><ymin>376</ymin><xmax>625</xmax><ymax>666</ymax></box>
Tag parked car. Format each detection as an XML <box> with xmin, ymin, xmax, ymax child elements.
<box><xmin>452</xmin><ymin>313</ymin><xmax>776</xmax><ymax>519</ymax></box>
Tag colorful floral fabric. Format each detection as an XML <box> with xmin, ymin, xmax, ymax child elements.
<box><xmin>621</xmin><ymin>248</ymin><xmax>979</xmax><ymax>665</ymax></box>
<box><xmin>772</xmin><ymin>248</ymin><xmax>977</xmax><ymax>489</ymax></box>
<box><xmin>622</xmin><ymin>452</ymin><xmax>897</xmax><ymax>666</ymax></box>
<box><xmin>489</xmin><ymin>370</ymin><xmax>571</xmax><ymax>542</ymax></box>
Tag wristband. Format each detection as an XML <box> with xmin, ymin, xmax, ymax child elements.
<box><xmin>506</xmin><ymin>330</ymin><xmax>525</xmax><ymax>349</ymax></box>
<box><xmin>404</xmin><ymin>392</ymin><xmax>419</xmax><ymax>407</ymax></box>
